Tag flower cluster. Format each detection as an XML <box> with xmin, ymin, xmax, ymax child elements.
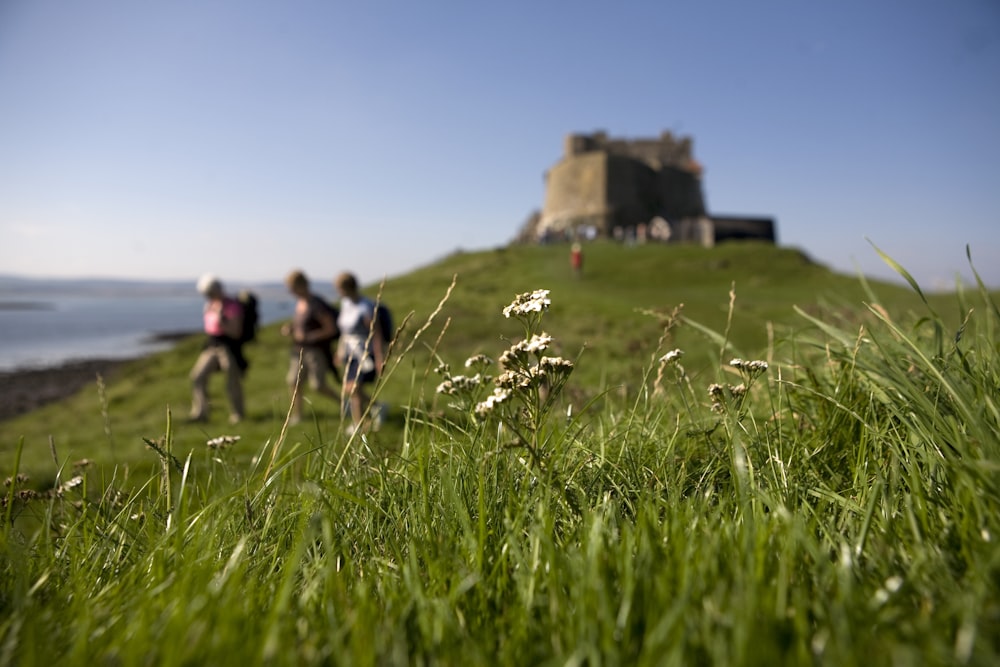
<box><xmin>1</xmin><ymin>472</ymin><xmax>86</xmax><ymax>510</ymax></box>
<box><xmin>431</xmin><ymin>289</ymin><xmax>578</xmax><ymax>475</ymax></box>
<box><xmin>476</xmin><ymin>290</ymin><xmax>573</xmax><ymax>420</ymax></box>
<box><xmin>539</xmin><ymin>356</ymin><xmax>574</xmax><ymax>376</ymax></box>
<box><xmin>502</xmin><ymin>289</ymin><xmax>551</xmax><ymax>319</ymax></box>
<box><xmin>475</xmin><ymin>387</ymin><xmax>511</xmax><ymax>417</ymax></box>
<box><xmin>206</xmin><ymin>434</ymin><xmax>241</xmax><ymax>449</ymax></box>
<box><xmin>3</xmin><ymin>473</ymin><xmax>29</xmax><ymax>487</ymax></box>
<box><xmin>707</xmin><ymin>357</ymin><xmax>770</xmax><ymax>413</ymax></box>
<box><xmin>436</xmin><ymin>373</ymin><xmax>490</xmax><ymax>396</ymax></box>
<box><xmin>499</xmin><ymin>333</ymin><xmax>554</xmax><ymax>366</ymax></box>
<box><xmin>708</xmin><ymin>382</ymin><xmax>752</xmax><ymax>412</ymax></box>
<box><xmin>435</xmin><ymin>289</ymin><xmax>575</xmax><ymax>461</ymax></box>
<box><xmin>653</xmin><ymin>348</ymin><xmax>688</xmax><ymax>397</ymax></box>
<box><xmin>434</xmin><ymin>359</ymin><xmax>495</xmax><ymax>413</ymax></box>
<box><xmin>464</xmin><ymin>354</ymin><xmax>493</xmax><ymax>369</ymax></box>
<box><xmin>660</xmin><ymin>349</ymin><xmax>684</xmax><ymax>365</ymax></box>
<box><xmin>61</xmin><ymin>475</ymin><xmax>84</xmax><ymax>490</ymax></box>
<box><xmin>730</xmin><ymin>358</ymin><xmax>768</xmax><ymax>378</ymax></box>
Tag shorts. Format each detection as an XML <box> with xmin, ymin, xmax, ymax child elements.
<box><xmin>344</xmin><ymin>354</ymin><xmax>376</xmax><ymax>385</ymax></box>
<box><xmin>287</xmin><ymin>347</ymin><xmax>332</xmax><ymax>390</ymax></box>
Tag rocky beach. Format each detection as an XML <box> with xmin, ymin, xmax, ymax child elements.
<box><xmin>0</xmin><ymin>331</ymin><xmax>194</xmax><ymax>422</ymax></box>
<box><xmin>0</xmin><ymin>359</ymin><xmax>128</xmax><ymax>421</ymax></box>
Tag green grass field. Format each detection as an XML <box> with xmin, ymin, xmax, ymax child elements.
<box><xmin>2</xmin><ymin>242</ymin><xmax>998</xmax><ymax>665</ymax></box>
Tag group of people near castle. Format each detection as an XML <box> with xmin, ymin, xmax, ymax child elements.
<box><xmin>187</xmin><ymin>270</ymin><xmax>387</xmax><ymax>434</ymax></box>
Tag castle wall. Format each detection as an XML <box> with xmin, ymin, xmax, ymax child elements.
<box><xmin>540</xmin><ymin>152</ymin><xmax>611</xmax><ymax>233</ymax></box>
<box><xmin>605</xmin><ymin>155</ymin><xmax>659</xmax><ymax>228</ymax></box>
<box><xmin>565</xmin><ymin>130</ymin><xmax>694</xmax><ymax>169</ymax></box>
<box><xmin>659</xmin><ymin>166</ymin><xmax>707</xmax><ymax>219</ymax></box>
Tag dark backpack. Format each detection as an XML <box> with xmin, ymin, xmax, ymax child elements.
<box><xmin>313</xmin><ymin>296</ymin><xmax>341</xmax><ymax>345</ymax></box>
<box><xmin>374</xmin><ymin>302</ymin><xmax>394</xmax><ymax>345</ymax></box>
<box><xmin>310</xmin><ymin>295</ymin><xmax>341</xmax><ymax>377</ymax></box>
<box><xmin>237</xmin><ymin>290</ymin><xmax>260</xmax><ymax>343</ymax></box>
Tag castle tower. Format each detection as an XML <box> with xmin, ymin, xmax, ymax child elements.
<box><xmin>538</xmin><ymin>130</ymin><xmax>708</xmax><ymax>239</ymax></box>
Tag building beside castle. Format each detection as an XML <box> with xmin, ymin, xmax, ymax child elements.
<box><xmin>520</xmin><ymin>130</ymin><xmax>775</xmax><ymax>246</ymax></box>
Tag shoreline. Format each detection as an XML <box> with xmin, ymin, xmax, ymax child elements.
<box><xmin>0</xmin><ymin>330</ymin><xmax>197</xmax><ymax>422</ymax></box>
<box><xmin>0</xmin><ymin>358</ymin><xmax>131</xmax><ymax>422</ymax></box>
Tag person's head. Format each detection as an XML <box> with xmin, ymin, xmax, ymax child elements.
<box><xmin>335</xmin><ymin>272</ymin><xmax>359</xmax><ymax>299</ymax></box>
<box><xmin>285</xmin><ymin>269</ymin><xmax>309</xmax><ymax>296</ymax></box>
<box><xmin>196</xmin><ymin>273</ymin><xmax>223</xmax><ymax>300</ymax></box>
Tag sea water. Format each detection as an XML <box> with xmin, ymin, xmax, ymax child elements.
<box><xmin>0</xmin><ymin>280</ymin><xmax>303</xmax><ymax>371</ymax></box>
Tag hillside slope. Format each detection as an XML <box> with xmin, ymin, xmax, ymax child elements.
<box><xmin>0</xmin><ymin>241</ymin><xmax>970</xmax><ymax>482</ymax></box>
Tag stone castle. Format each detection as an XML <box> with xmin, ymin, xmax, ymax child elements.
<box><xmin>518</xmin><ymin>130</ymin><xmax>775</xmax><ymax>246</ymax></box>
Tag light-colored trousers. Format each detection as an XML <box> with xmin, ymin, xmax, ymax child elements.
<box><xmin>189</xmin><ymin>345</ymin><xmax>244</xmax><ymax>419</ymax></box>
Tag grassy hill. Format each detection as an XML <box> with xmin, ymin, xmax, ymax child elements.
<box><xmin>3</xmin><ymin>240</ymin><xmax>999</xmax><ymax>665</ymax></box>
<box><xmin>0</xmin><ymin>241</ymin><xmax>970</xmax><ymax>483</ymax></box>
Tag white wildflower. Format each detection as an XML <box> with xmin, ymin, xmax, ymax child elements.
<box><xmin>436</xmin><ymin>374</ymin><xmax>484</xmax><ymax>395</ymax></box>
<box><xmin>502</xmin><ymin>289</ymin><xmax>551</xmax><ymax>318</ymax></box>
<box><xmin>731</xmin><ymin>358</ymin><xmax>768</xmax><ymax>377</ymax></box>
<box><xmin>496</xmin><ymin>369</ymin><xmax>530</xmax><ymax>389</ymax></box>
<box><xmin>475</xmin><ymin>387</ymin><xmax>511</xmax><ymax>417</ymax></box>
<box><xmin>61</xmin><ymin>475</ymin><xmax>84</xmax><ymax>491</ymax></box>
<box><xmin>500</xmin><ymin>340</ymin><xmax>532</xmax><ymax>366</ymax></box>
<box><xmin>207</xmin><ymin>435</ymin><xmax>241</xmax><ymax>449</ymax></box>
<box><xmin>464</xmin><ymin>354</ymin><xmax>493</xmax><ymax>369</ymax></box>
<box><xmin>538</xmin><ymin>356</ymin><xmax>574</xmax><ymax>377</ymax></box>
<box><xmin>659</xmin><ymin>349</ymin><xmax>684</xmax><ymax>364</ymax></box>
<box><xmin>524</xmin><ymin>333</ymin><xmax>553</xmax><ymax>354</ymax></box>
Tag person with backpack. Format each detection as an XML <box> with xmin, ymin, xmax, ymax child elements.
<box><xmin>280</xmin><ymin>270</ymin><xmax>341</xmax><ymax>425</ymax></box>
<box><xmin>188</xmin><ymin>274</ymin><xmax>246</xmax><ymax>424</ymax></box>
<box><xmin>334</xmin><ymin>271</ymin><xmax>388</xmax><ymax>434</ymax></box>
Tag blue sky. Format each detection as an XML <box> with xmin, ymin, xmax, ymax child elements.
<box><xmin>1</xmin><ymin>0</ymin><xmax>998</xmax><ymax>289</ymax></box>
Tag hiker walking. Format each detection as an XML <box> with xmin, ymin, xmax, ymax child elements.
<box><xmin>280</xmin><ymin>270</ymin><xmax>341</xmax><ymax>425</ymax></box>
<box><xmin>570</xmin><ymin>242</ymin><xmax>583</xmax><ymax>277</ymax></box>
<box><xmin>188</xmin><ymin>274</ymin><xmax>245</xmax><ymax>424</ymax></box>
<box><xmin>334</xmin><ymin>271</ymin><xmax>386</xmax><ymax>434</ymax></box>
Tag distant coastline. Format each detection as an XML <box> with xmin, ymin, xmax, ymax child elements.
<box><xmin>0</xmin><ymin>327</ymin><xmax>202</xmax><ymax>421</ymax></box>
<box><xmin>0</xmin><ymin>276</ymin><xmax>296</xmax><ymax>372</ymax></box>
<box><xmin>0</xmin><ymin>301</ymin><xmax>54</xmax><ymax>311</ymax></box>
<box><xmin>143</xmin><ymin>330</ymin><xmax>199</xmax><ymax>344</ymax></box>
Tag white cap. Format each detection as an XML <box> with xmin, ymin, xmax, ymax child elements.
<box><xmin>196</xmin><ymin>273</ymin><xmax>221</xmax><ymax>295</ymax></box>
